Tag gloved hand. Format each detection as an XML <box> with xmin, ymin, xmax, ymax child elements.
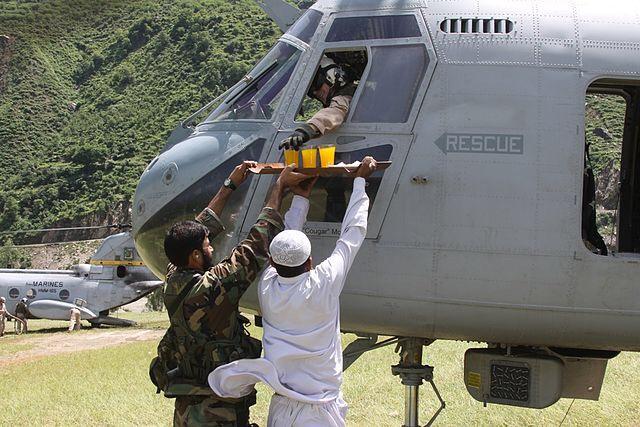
<box><xmin>278</xmin><ymin>124</ymin><xmax>319</xmax><ymax>150</ymax></box>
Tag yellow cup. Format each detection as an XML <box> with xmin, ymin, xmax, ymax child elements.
<box><xmin>319</xmin><ymin>145</ymin><xmax>336</xmax><ymax>167</ymax></box>
<box><xmin>301</xmin><ymin>146</ymin><xmax>317</xmax><ymax>168</ymax></box>
<box><xmin>284</xmin><ymin>149</ymin><xmax>299</xmax><ymax>167</ymax></box>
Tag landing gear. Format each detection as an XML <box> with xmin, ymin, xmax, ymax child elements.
<box><xmin>391</xmin><ymin>338</ymin><xmax>445</xmax><ymax>427</ymax></box>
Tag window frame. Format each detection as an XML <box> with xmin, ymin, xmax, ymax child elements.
<box><xmin>281</xmin><ymin>9</ymin><xmax>436</xmax><ymax>135</ymax></box>
<box><xmin>581</xmin><ymin>77</ymin><xmax>640</xmax><ymax>257</ymax></box>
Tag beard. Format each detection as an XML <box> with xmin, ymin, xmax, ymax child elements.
<box><xmin>201</xmin><ymin>249</ymin><xmax>214</xmax><ymax>271</ymax></box>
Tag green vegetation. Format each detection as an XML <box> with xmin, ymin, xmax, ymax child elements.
<box><xmin>0</xmin><ymin>0</ymin><xmax>280</xmax><ymax>240</ymax></box>
<box><xmin>1</xmin><ymin>314</ymin><xmax>640</xmax><ymax>426</ymax></box>
<box><xmin>0</xmin><ymin>0</ymin><xmax>627</xmax><ymax>246</ymax></box>
<box><xmin>0</xmin><ymin>238</ymin><xmax>32</xmax><ymax>268</ymax></box>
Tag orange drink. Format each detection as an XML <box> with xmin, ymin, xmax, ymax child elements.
<box><xmin>319</xmin><ymin>145</ymin><xmax>336</xmax><ymax>167</ymax></box>
<box><xmin>284</xmin><ymin>149</ymin><xmax>299</xmax><ymax>167</ymax></box>
<box><xmin>301</xmin><ymin>146</ymin><xmax>317</xmax><ymax>168</ymax></box>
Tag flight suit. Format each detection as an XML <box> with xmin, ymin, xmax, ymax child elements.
<box><xmin>15</xmin><ymin>301</ymin><xmax>28</xmax><ymax>334</ymax></box>
<box><xmin>68</xmin><ymin>307</ymin><xmax>81</xmax><ymax>331</ymax></box>
<box><xmin>164</xmin><ymin>206</ymin><xmax>284</xmax><ymax>427</ymax></box>
<box><xmin>0</xmin><ymin>301</ymin><xmax>6</xmax><ymax>337</ymax></box>
<box><xmin>307</xmin><ymin>95</ymin><xmax>352</xmax><ymax>136</ymax></box>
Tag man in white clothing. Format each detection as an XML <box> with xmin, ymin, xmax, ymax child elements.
<box><xmin>208</xmin><ymin>157</ymin><xmax>378</xmax><ymax>427</ymax></box>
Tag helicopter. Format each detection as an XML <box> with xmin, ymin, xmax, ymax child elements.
<box><xmin>131</xmin><ymin>0</ymin><xmax>640</xmax><ymax>424</ymax></box>
<box><xmin>0</xmin><ymin>232</ymin><xmax>163</xmax><ymax>327</ymax></box>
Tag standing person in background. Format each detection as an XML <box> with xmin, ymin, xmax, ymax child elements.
<box><xmin>68</xmin><ymin>306</ymin><xmax>82</xmax><ymax>332</ymax></box>
<box><xmin>0</xmin><ymin>296</ymin><xmax>6</xmax><ymax>337</ymax></box>
<box><xmin>15</xmin><ymin>297</ymin><xmax>28</xmax><ymax>334</ymax></box>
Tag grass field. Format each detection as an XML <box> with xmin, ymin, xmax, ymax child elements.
<box><xmin>1</xmin><ymin>312</ymin><xmax>639</xmax><ymax>426</ymax></box>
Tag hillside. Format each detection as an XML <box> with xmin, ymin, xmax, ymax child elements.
<box><xmin>0</xmin><ymin>0</ymin><xmax>625</xmax><ymax>247</ymax></box>
<box><xmin>0</xmin><ymin>0</ymin><xmax>280</xmax><ymax>243</ymax></box>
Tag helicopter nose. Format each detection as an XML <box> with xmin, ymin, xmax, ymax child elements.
<box><xmin>132</xmin><ymin>129</ymin><xmax>271</xmax><ymax>279</ymax></box>
<box><xmin>133</xmin><ymin>133</ymin><xmax>224</xmax><ymax>235</ymax></box>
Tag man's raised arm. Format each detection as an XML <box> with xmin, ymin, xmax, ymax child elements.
<box><xmin>316</xmin><ymin>157</ymin><xmax>377</xmax><ymax>297</ymax></box>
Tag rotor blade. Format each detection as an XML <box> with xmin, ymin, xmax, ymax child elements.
<box><xmin>0</xmin><ymin>224</ymin><xmax>131</xmax><ymax>236</ymax></box>
<box><xmin>254</xmin><ymin>0</ymin><xmax>302</xmax><ymax>32</ymax></box>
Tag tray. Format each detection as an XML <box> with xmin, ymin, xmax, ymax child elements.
<box><xmin>249</xmin><ymin>161</ymin><xmax>392</xmax><ymax>176</ymax></box>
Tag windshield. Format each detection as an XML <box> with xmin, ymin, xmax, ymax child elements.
<box><xmin>206</xmin><ymin>42</ymin><xmax>301</xmax><ymax>122</ymax></box>
<box><xmin>286</xmin><ymin>9</ymin><xmax>322</xmax><ymax>43</ymax></box>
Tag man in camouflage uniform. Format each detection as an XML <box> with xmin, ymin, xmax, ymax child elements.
<box><xmin>155</xmin><ymin>161</ymin><xmax>307</xmax><ymax>427</ymax></box>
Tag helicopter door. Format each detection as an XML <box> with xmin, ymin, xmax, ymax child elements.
<box><xmin>241</xmin><ymin>10</ymin><xmax>436</xmax><ymax>239</ymax></box>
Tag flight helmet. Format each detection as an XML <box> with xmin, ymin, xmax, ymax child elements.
<box><xmin>308</xmin><ymin>56</ymin><xmax>348</xmax><ymax>106</ymax></box>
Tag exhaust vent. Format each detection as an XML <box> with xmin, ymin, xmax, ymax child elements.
<box><xmin>440</xmin><ymin>18</ymin><xmax>514</xmax><ymax>34</ymax></box>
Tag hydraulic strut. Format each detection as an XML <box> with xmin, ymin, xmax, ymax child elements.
<box><xmin>391</xmin><ymin>338</ymin><xmax>446</xmax><ymax>427</ymax></box>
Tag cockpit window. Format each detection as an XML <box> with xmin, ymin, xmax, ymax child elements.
<box><xmin>206</xmin><ymin>42</ymin><xmax>302</xmax><ymax>122</ymax></box>
<box><xmin>280</xmin><ymin>145</ymin><xmax>393</xmax><ymax>223</ymax></box>
<box><xmin>352</xmin><ymin>45</ymin><xmax>428</xmax><ymax>123</ymax></box>
<box><xmin>286</xmin><ymin>9</ymin><xmax>323</xmax><ymax>43</ymax></box>
<box><xmin>326</xmin><ymin>15</ymin><xmax>421</xmax><ymax>42</ymax></box>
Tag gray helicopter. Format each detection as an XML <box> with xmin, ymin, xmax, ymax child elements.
<box><xmin>0</xmin><ymin>232</ymin><xmax>162</xmax><ymax>327</ymax></box>
<box><xmin>132</xmin><ymin>0</ymin><xmax>640</xmax><ymax>424</ymax></box>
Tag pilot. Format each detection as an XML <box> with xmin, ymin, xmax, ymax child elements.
<box><xmin>150</xmin><ymin>161</ymin><xmax>308</xmax><ymax>427</ymax></box>
<box><xmin>0</xmin><ymin>296</ymin><xmax>6</xmax><ymax>337</ymax></box>
<box><xmin>279</xmin><ymin>56</ymin><xmax>355</xmax><ymax>150</ymax></box>
<box><xmin>68</xmin><ymin>306</ymin><xmax>81</xmax><ymax>332</ymax></box>
<box><xmin>208</xmin><ymin>157</ymin><xmax>378</xmax><ymax>427</ymax></box>
<box><xmin>15</xmin><ymin>297</ymin><xmax>28</xmax><ymax>334</ymax></box>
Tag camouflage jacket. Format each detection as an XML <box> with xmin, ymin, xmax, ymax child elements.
<box><xmin>159</xmin><ymin>206</ymin><xmax>284</xmax><ymax>396</ymax></box>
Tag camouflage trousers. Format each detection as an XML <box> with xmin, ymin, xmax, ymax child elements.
<box><xmin>0</xmin><ymin>314</ymin><xmax>4</xmax><ymax>336</ymax></box>
<box><xmin>173</xmin><ymin>391</ymin><xmax>256</xmax><ymax>427</ymax></box>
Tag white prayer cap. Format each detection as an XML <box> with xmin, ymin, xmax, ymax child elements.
<box><xmin>269</xmin><ymin>230</ymin><xmax>311</xmax><ymax>267</ymax></box>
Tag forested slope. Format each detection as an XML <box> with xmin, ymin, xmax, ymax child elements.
<box><xmin>0</xmin><ymin>0</ymin><xmax>279</xmax><ymax>242</ymax></box>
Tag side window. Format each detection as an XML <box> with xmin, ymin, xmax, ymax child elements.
<box><xmin>583</xmin><ymin>80</ymin><xmax>640</xmax><ymax>255</ymax></box>
<box><xmin>326</xmin><ymin>15</ymin><xmax>421</xmax><ymax>42</ymax></box>
<box><xmin>351</xmin><ymin>45</ymin><xmax>428</xmax><ymax>123</ymax></box>
<box><xmin>295</xmin><ymin>49</ymin><xmax>368</xmax><ymax>122</ymax></box>
<box><xmin>281</xmin><ymin>145</ymin><xmax>393</xmax><ymax>223</ymax></box>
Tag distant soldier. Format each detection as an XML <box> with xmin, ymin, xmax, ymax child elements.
<box><xmin>0</xmin><ymin>296</ymin><xmax>6</xmax><ymax>337</ymax></box>
<box><xmin>150</xmin><ymin>161</ymin><xmax>307</xmax><ymax>427</ymax></box>
<box><xmin>68</xmin><ymin>306</ymin><xmax>81</xmax><ymax>332</ymax></box>
<box><xmin>15</xmin><ymin>297</ymin><xmax>28</xmax><ymax>334</ymax></box>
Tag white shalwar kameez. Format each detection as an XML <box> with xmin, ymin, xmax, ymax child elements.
<box><xmin>209</xmin><ymin>177</ymin><xmax>369</xmax><ymax>427</ymax></box>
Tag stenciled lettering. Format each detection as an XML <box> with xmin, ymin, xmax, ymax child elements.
<box><xmin>435</xmin><ymin>133</ymin><xmax>525</xmax><ymax>155</ymax></box>
<box><xmin>26</xmin><ymin>281</ymin><xmax>64</xmax><ymax>288</ymax></box>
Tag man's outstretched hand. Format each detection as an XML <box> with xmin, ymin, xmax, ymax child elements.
<box><xmin>277</xmin><ymin>165</ymin><xmax>312</xmax><ymax>190</ymax></box>
<box><xmin>228</xmin><ymin>161</ymin><xmax>258</xmax><ymax>187</ymax></box>
<box><xmin>278</xmin><ymin>124</ymin><xmax>319</xmax><ymax>150</ymax></box>
<box><xmin>356</xmin><ymin>156</ymin><xmax>377</xmax><ymax>179</ymax></box>
<box><xmin>291</xmin><ymin>176</ymin><xmax>319</xmax><ymax>198</ymax></box>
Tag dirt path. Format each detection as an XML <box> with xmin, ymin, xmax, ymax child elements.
<box><xmin>0</xmin><ymin>329</ymin><xmax>163</xmax><ymax>367</ymax></box>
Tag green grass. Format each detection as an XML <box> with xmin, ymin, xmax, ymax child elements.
<box><xmin>1</xmin><ymin>313</ymin><xmax>640</xmax><ymax>426</ymax></box>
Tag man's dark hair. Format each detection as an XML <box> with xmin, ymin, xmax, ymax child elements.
<box><xmin>272</xmin><ymin>258</ymin><xmax>310</xmax><ymax>278</ymax></box>
<box><xmin>164</xmin><ymin>221</ymin><xmax>209</xmax><ymax>268</ymax></box>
